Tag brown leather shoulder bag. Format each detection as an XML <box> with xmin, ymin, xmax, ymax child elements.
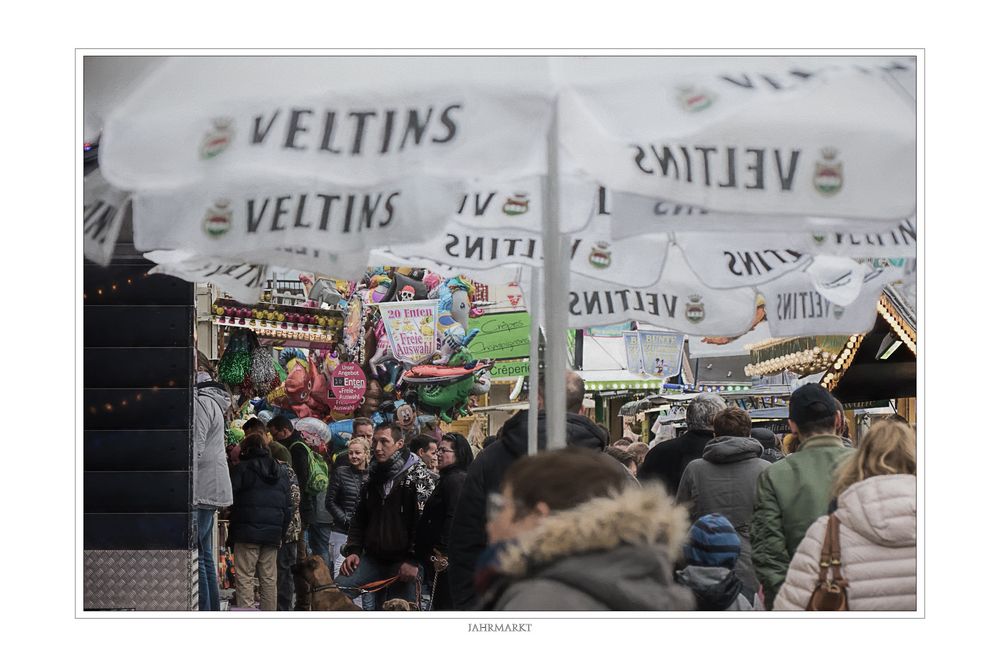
<box><xmin>806</xmin><ymin>514</ymin><xmax>849</xmax><ymax>611</ymax></box>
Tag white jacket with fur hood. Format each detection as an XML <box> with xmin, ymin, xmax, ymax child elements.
<box><xmin>774</xmin><ymin>474</ymin><xmax>916</xmax><ymax>611</ymax></box>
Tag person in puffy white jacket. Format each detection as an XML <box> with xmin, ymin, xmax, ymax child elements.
<box><xmin>775</xmin><ymin>420</ymin><xmax>916</xmax><ymax>611</ymax></box>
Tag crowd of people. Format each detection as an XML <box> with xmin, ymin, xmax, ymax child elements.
<box><xmin>193</xmin><ymin>351</ymin><xmax>917</xmax><ymax>612</ymax></box>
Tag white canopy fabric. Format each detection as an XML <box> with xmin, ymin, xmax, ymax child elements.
<box><xmin>556</xmin><ymin>57</ymin><xmax>915</xmax><ymax>220</ymax></box>
<box><xmin>86</xmin><ymin>54</ymin><xmax>917</xmax><ymax>450</ymax></box>
<box><xmin>88</xmin><ymin>56</ymin><xmax>916</xmax><ymax>303</ymax></box>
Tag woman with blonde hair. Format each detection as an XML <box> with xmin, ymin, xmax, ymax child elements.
<box><xmin>325</xmin><ymin>437</ymin><xmax>371</xmax><ymax>578</ymax></box>
<box><xmin>774</xmin><ymin>420</ymin><xmax>916</xmax><ymax>610</ymax></box>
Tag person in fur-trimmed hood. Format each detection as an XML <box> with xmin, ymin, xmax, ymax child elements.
<box><xmin>474</xmin><ymin>449</ymin><xmax>695</xmax><ymax>611</ymax></box>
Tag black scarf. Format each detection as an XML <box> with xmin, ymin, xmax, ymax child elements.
<box><xmin>371</xmin><ymin>447</ymin><xmax>408</xmax><ymax>484</ymax></box>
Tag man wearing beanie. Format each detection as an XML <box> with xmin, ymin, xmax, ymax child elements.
<box><xmin>676</xmin><ymin>514</ymin><xmax>759</xmax><ymax>611</ymax></box>
<box><xmin>750</xmin><ymin>383</ymin><xmax>852</xmax><ymax>609</ymax></box>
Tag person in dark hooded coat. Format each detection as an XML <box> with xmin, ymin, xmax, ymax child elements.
<box><xmin>229</xmin><ymin>434</ymin><xmax>292</xmax><ymax>611</ymax></box>
<box><xmin>676</xmin><ymin>408</ymin><xmax>770</xmax><ymax>598</ymax></box>
<box><xmin>448</xmin><ymin>371</ymin><xmax>608</xmax><ymax>610</ymax></box>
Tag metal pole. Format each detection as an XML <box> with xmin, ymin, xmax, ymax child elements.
<box><xmin>543</xmin><ymin>98</ymin><xmax>568</xmax><ymax>450</ymax></box>
<box><xmin>573</xmin><ymin>329</ymin><xmax>584</xmax><ymax>371</ymax></box>
<box><xmin>527</xmin><ymin>266</ymin><xmax>540</xmax><ymax>456</ymax></box>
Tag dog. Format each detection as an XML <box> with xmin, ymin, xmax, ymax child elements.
<box><xmin>290</xmin><ymin>556</ymin><xmax>361</xmax><ymax>611</ymax></box>
<box><xmin>382</xmin><ymin>598</ymin><xmax>420</xmax><ymax>611</ymax></box>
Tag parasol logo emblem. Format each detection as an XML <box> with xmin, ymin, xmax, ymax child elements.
<box><xmin>588</xmin><ymin>241</ymin><xmax>611</xmax><ymax>269</ymax></box>
<box><xmin>502</xmin><ymin>193</ymin><xmax>530</xmax><ymax>216</ymax></box>
<box><xmin>200</xmin><ymin>117</ymin><xmax>235</xmax><ymax>160</ymax></box>
<box><xmin>685</xmin><ymin>294</ymin><xmax>706</xmax><ymax>323</ymax></box>
<box><xmin>203</xmin><ymin>199</ymin><xmax>233</xmax><ymax>237</ymax></box>
<box><xmin>676</xmin><ymin>85</ymin><xmax>716</xmax><ymax>113</ymax></box>
<box><xmin>812</xmin><ymin>234</ymin><xmax>827</xmax><ymax>245</ymax></box>
<box><xmin>814</xmin><ymin>148</ymin><xmax>844</xmax><ymax>196</ymax></box>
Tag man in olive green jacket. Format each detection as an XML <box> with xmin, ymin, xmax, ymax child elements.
<box><xmin>750</xmin><ymin>384</ymin><xmax>852</xmax><ymax>609</ymax></box>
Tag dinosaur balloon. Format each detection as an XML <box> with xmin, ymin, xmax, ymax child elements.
<box><xmin>404</xmin><ymin>349</ymin><xmax>493</xmax><ymax>423</ymax></box>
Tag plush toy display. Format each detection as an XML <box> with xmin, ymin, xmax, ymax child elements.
<box><xmin>384</xmin><ymin>272</ymin><xmax>428</xmax><ymax>302</ymax></box>
<box><xmin>230</xmin><ymin>267</ymin><xmax>496</xmax><ymax>433</ymax></box>
<box><xmin>422</xmin><ymin>271</ymin><xmax>443</xmax><ymax>295</ymax></box>
<box><xmin>394</xmin><ymin>401</ymin><xmax>420</xmax><ymax>443</ymax></box>
<box><xmin>358</xmin><ymin>379</ymin><xmax>383</xmax><ymax>418</ymax></box>
<box><xmin>366</xmin><ymin>274</ymin><xmax>392</xmax><ymax>304</ymax></box>
<box><xmin>433</xmin><ymin>277</ymin><xmax>482</xmax><ymax>365</ymax></box>
<box><xmin>368</xmin><ymin>318</ymin><xmax>402</xmax><ymax>392</ymax></box>
<box><xmin>270</xmin><ymin>356</ymin><xmax>331</xmax><ymax>420</ymax></box>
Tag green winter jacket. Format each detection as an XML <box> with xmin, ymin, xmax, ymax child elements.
<box><xmin>750</xmin><ymin>434</ymin><xmax>852</xmax><ymax>609</ymax></box>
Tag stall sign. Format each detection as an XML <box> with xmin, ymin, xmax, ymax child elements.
<box><xmin>378</xmin><ymin>299</ymin><xmax>439</xmax><ymax>365</ymax></box>
<box><xmin>638</xmin><ymin>331</ymin><xmax>685</xmax><ymax>378</ymax></box>
<box><xmin>466</xmin><ymin>311</ymin><xmax>532</xmax><ymax>361</ymax></box>
<box><xmin>489</xmin><ymin>359</ymin><xmax>531</xmax><ymax>379</ymax></box>
<box><xmin>623</xmin><ymin>331</ymin><xmax>643</xmax><ymax>374</ymax></box>
<box><xmin>324</xmin><ymin>362</ymin><xmax>367</xmax><ymax>412</ymax></box>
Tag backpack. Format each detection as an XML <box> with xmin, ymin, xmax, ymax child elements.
<box><xmin>290</xmin><ymin>441</ymin><xmax>329</xmax><ymax>495</ymax></box>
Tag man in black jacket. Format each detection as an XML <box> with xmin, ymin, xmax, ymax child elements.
<box><xmin>335</xmin><ymin>423</ymin><xmax>436</xmax><ymax>609</ymax></box>
<box><xmin>448</xmin><ymin>370</ymin><xmax>608</xmax><ymax>610</ymax></box>
<box><xmin>637</xmin><ymin>393</ymin><xmax>727</xmax><ymax>496</ymax></box>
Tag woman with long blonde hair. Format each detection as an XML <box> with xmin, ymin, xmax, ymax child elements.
<box><xmin>774</xmin><ymin>420</ymin><xmax>917</xmax><ymax>610</ymax></box>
